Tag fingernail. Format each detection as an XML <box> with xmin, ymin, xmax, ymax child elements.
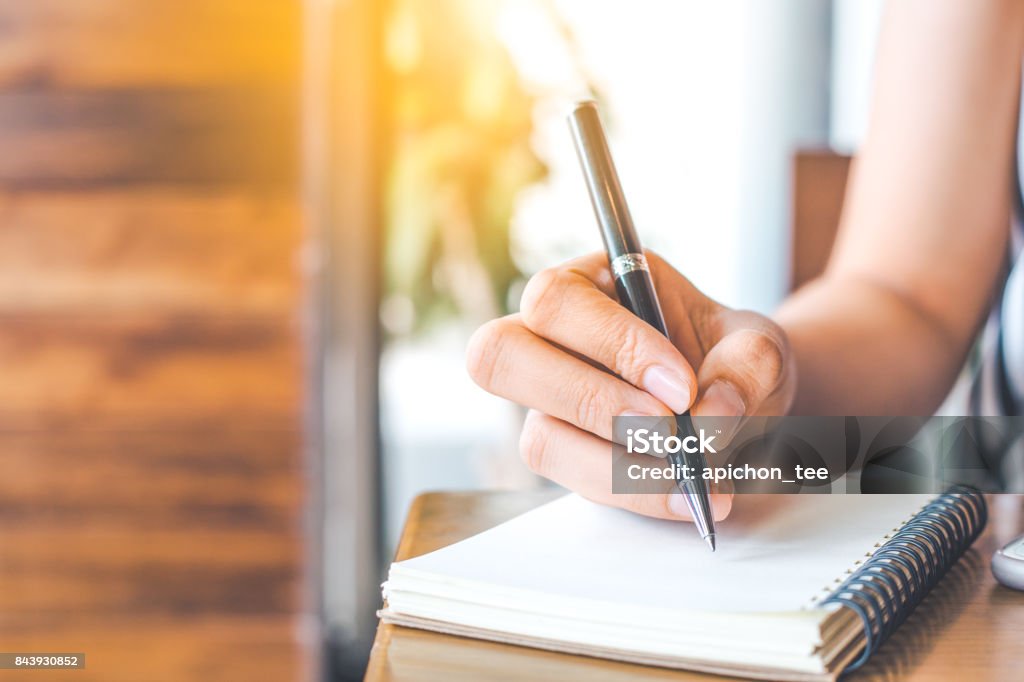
<box><xmin>711</xmin><ymin>493</ymin><xmax>733</xmax><ymax>521</ymax></box>
<box><xmin>617</xmin><ymin>413</ymin><xmax>675</xmax><ymax>453</ymax></box>
<box><xmin>669</xmin><ymin>492</ymin><xmax>732</xmax><ymax>522</ymax></box>
<box><xmin>668</xmin><ymin>492</ymin><xmax>693</xmax><ymax>520</ymax></box>
<box><xmin>641</xmin><ymin>366</ymin><xmax>692</xmax><ymax>414</ymax></box>
<box><xmin>697</xmin><ymin>381</ymin><xmax>745</xmax><ymax>417</ymax></box>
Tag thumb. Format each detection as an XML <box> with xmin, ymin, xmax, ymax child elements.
<box><xmin>691</xmin><ymin>313</ymin><xmax>790</xmax><ymax>419</ymax></box>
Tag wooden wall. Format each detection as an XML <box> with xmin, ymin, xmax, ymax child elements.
<box><xmin>0</xmin><ymin>2</ymin><xmax>311</xmax><ymax>680</ymax></box>
<box><xmin>791</xmin><ymin>150</ymin><xmax>852</xmax><ymax>291</ymax></box>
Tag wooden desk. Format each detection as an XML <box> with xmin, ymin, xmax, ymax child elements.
<box><xmin>367</xmin><ymin>492</ymin><xmax>1024</xmax><ymax>682</ymax></box>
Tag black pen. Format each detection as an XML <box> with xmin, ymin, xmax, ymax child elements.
<box><xmin>568</xmin><ymin>100</ymin><xmax>717</xmax><ymax>551</ymax></box>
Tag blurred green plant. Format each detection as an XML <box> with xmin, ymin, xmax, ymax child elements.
<box><xmin>382</xmin><ymin>0</ymin><xmax>548</xmax><ymax>336</ymax></box>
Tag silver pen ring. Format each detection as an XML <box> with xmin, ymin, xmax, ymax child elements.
<box><xmin>610</xmin><ymin>252</ymin><xmax>649</xmax><ymax>278</ymax></box>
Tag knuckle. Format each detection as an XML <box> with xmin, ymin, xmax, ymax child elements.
<box><xmin>518</xmin><ymin>412</ymin><xmax>550</xmax><ymax>474</ymax></box>
<box><xmin>736</xmin><ymin>330</ymin><xmax>785</xmax><ymax>394</ymax></box>
<box><xmin>570</xmin><ymin>380</ymin><xmax>606</xmax><ymax>432</ymax></box>
<box><xmin>520</xmin><ymin>267</ymin><xmax>568</xmax><ymax>331</ymax></box>
<box><xmin>608</xmin><ymin>321</ymin><xmax>646</xmax><ymax>380</ymax></box>
<box><xmin>465</xmin><ymin>318</ymin><xmax>510</xmax><ymax>391</ymax></box>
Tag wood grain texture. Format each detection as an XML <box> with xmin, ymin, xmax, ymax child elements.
<box><xmin>366</xmin><ymin>492</ymin><xmax>1024</xmax><ymax>682</ymax></box>
<box><xmin>0</xmin><ymin>1</ymin><xmax>300</xmax><ymax>88</ymax></box>
<box><xmin>0</xmin><ymin>616</ymin><xmax>308</xmax><ymax>682</ymax></box>
<box><xmin>0</xmin><ymin>1</ymin><xmax>312</xmax><ymax>679</ymax></box>
<box><xmin>0</xmin><ymin>189</ymin><xmax>301</xmax><ymax>314</ymax></box>
<box><xmin>0</xmin><ymin>314</ymin><xmax>301</xmax><ymax>424</ymax></box>
<box><xmin>0</xmin><ymin>429</ymin><xmax>303</xmax><ymax>524</ymax></box>
<box><xmin>0</xmin><ymin>527</ymin><xmax>301</xmax><ymax>614</ymax></box>
<box><xmin>0</xmin><ymin>90</ymin><xmax>299</xmax><ymax>187</ymax></box>
<box><xmin>791</xmin><ymin>151</ymin><xmax>852</xmax><ymax>291</ymax></box>
<box><xmin>0</xmin><ymin>429</ymin><xmax>307</xmax><ymax>674</ymax></box>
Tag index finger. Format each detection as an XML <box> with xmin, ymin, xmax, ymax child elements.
<box><xmin>520</xmin><ymin>256</ymin><xmax>697</xmax><ymax>415</ymax></box>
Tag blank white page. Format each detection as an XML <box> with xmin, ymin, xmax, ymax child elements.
<box><xmin>389</xmin><ymin>493</ymin><xmax>933</xmax><ymax>613</ymax></box>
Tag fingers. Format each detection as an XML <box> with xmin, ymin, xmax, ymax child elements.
<box><xmin>519</xmin><ymin>256</ymin><xmax>697</xmax><ymax>414</ymax></box>
<box><xmin>520</xmin><ymin>410</ymin><xmax>733</xmax><ymax>522</ymax></box>
<box><xmin>692</xmin><ymin>311</ymin><xmax>793</xmax><ymax>419</ymax></box>
<box><xmin>467</xmin><ymin>315</ymin><xmax>673</xmax><ymax>442</ymax></box>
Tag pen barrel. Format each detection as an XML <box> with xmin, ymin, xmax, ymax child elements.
<box><xmin>613</xmin><ymin>269</ymin><xmax>669</xmax><ymax>337</ymax></box>
<box><xmin>568</xmin><ymin>102</ymin><xmax>641</xmax><ymax>261</ymax></box>
<box><xmin>675</xmin><ymin>415</ymin><xmax>714</xmax><ymax>503</ymax></box>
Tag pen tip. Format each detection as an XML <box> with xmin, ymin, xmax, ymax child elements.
<box><xmin>705</xmin><ymin>534</ymin><xmax>717</xmax><ymax>552</ymax></box>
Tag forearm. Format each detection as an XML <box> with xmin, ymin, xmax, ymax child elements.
<box><xmin>772</xmin><ymin>1</ymin><xmax>1023</xmax><ymax>417</ymax></box>
<box><xmin>775</xmin><ymin>274</ymin><xmax>974</xmax><ymax>416</ymax></box>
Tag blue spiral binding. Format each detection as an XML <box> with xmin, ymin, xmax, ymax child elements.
<box><xmin>821</xmin><ymin>486</ymin><xmax>987</xmax><ymax>674</ymax></box>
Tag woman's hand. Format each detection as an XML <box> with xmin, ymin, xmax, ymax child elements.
<box><xmin>466</xmin><ymin>251</ymin><xmax>795</xmax><ymax>521</ymax></box>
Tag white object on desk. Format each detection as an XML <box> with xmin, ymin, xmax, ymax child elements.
<box><xmin>992</xmin><ymin>533</ymin><xmax>1024</xmax><ymax>590</ymax></box>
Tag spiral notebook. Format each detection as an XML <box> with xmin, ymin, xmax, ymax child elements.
<box><xmin>380</xmin><ymin>488</ymin><xmax>986</xmax><ymax>681</ymax></box>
